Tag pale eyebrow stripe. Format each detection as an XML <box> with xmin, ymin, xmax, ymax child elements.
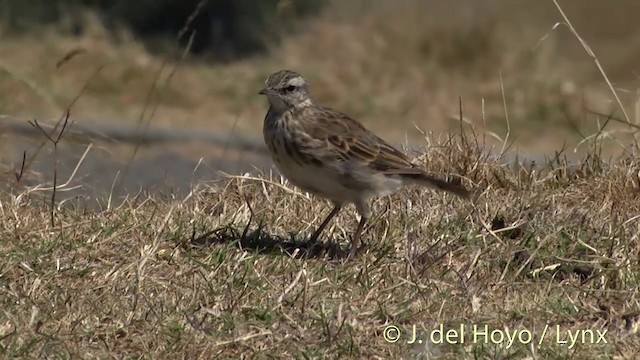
<box><xmin>288</xmin><ymin>76</ymin><xmax>306</xmax><ymax>87</ymax></box>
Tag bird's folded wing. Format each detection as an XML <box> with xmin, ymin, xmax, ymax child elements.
<box><xmin>297</xmin><ymin>107</ymin><xmax>417</xmax><ymax>173</ymax></box>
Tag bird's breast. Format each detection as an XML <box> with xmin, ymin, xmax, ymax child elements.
<box><xmin>262</xmin><ymin>109</ymin><xmax>406</xmax><ymax>203</ymax></box>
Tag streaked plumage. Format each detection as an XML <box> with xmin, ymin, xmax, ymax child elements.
<box><xmin>260</xmin><ymin>69</ymin><xmax>469</xmax><ymax>258</ymax></box>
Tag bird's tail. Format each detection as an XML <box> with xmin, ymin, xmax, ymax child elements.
<box><xmin>400</xmin><ymin>171</ymin><xmax>471</xmax><ymax>199</ymax></box>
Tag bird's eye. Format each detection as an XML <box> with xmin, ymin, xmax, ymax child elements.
<box><xmin>284</xmin><ymin>85</ymin><xmax>296</xmax><ymax>92</ymax></box>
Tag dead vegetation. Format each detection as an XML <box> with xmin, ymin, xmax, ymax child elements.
<box><xmin>1</xmin><ymin>131</ymin><xmax>640</xmax><ymax>358</ymax></box>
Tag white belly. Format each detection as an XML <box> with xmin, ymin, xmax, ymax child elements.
<box><xmin>263</xmin><ymin>112</ymin><xmax>405</xmax><ymax>205</ymax></box>
<box><xmin>275</xmin><ymin>155</ymin><xmax>360</xmax><ymax>202</ymax></box>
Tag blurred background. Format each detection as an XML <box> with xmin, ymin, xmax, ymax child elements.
<box><xmin>1</xmin><ymin>0</ymin><xmax>639</xmax><ymax>200</ymax></box>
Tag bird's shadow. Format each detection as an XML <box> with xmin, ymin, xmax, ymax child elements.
<box><xmin>188</xmin><ymin>220</ymin><xmax>349</xmax><ymax>260</ymax></box>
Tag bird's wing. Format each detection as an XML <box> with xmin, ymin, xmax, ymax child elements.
<box><xmin>292</xmin><ymin>106</ymin><xmax>470</xmax><ymax>198</ymax></box>
<box><xmin>296</xmin><ymin>106</ymin><xmax>418</xmax><ymax>174</ymax></box>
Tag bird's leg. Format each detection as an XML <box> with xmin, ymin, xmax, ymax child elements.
<box><xmin>348</xmin><ymin>216</ymin><xmax>367</xmax><ymax>259</ymax></box>
<box><xmin>309</xmin><ymin>204</ymin><xmax>342</xmax><ymax>243</ymax></box>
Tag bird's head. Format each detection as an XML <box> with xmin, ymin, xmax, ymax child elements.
<box><xmin>259</xmin><ymin>70</ymin><xmax>312</xmax><ymax>111</ymax></box>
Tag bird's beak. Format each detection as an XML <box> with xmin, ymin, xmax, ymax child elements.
<box><xmin>258</xmin><ymin>88</ymin><xmax>274</xmax><ymax>95</ymax></box>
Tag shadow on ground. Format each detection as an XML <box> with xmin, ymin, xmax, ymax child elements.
<box><xmin>189</xmin><ymin>223</ymin><xmax>350</xmax><ymax>260</ymax></box>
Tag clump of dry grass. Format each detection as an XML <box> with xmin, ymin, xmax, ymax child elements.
<box><xmin>1</xmin><ymin>133</ymin><xmax>639</xmax><ymax>358</ymax></box>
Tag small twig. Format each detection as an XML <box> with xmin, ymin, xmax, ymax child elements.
<box><xmin>551</xmin><ymin>1</ymin><xmax>630</xmax><ymax>124</ymax></box>
<box><xmin>498</xmin><ymin>71</ymin><xmax>511</xmax><ymax>157</ymax></box>
<box><xmin>14</xmin><ymin>150</ymin><xmax>26</xmax><ymax>183</ymax></box>
<box><xmin>20</xmin><ymin>143</ymin><xmax>92</xmax><ymax>193</ymax></box>
<box><xmin>28</xmin><ymin>112</ymin><xmax>71</xmax><ymax>226</ymax></box>
<box><xmin>223</xmin><ymin>173</ymin><xmax>310</xmax><ymax>199</ymax></box>
<box><xmin>551</xmin><ymin>0</ymin><xmax>635</xmax><ymax>149</ymax></box>
<box><xmin>458</xmin><ymin>96</ymin><xmax>468</xmax><ymax>148</ymax></box>
<box><xmin>55</xmin><ymin>48</ymin><xmax>87</xmax><ymax>69</ymax></box>
<box><xmin>118</xmin><ymin>2</ymin><xmax>203</xmax><ymax>196</ymax></box>
<box><xmin>586</xmin><ymin>109</ymin><xmax>640</xmax><ymax>131</ymax></box>
<box><xmin>240</xmin><ymin>194</ymin><xmax>255</xmax><ymax>243</ymax></box>
<box><xmin>20</xmin><ymin>64</ymin><xmax>105</xmax><ymax>185</ymax></box>
<box><xmin>177</xmin><ymin>0</ymin><xmax>208</xmax><ymax>41</ymax></box>
<box><xmin>107</xmin><ymin>172</ymin><xmax>125</xmax><ymax>211</ymax></box>
<box><xmin>30</xmin><ymin>114</ymin><xmax>71</xmax><ymax>144</ymax></box>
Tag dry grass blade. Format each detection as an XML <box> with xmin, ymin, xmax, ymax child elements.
<box><xmin>551</xmin><ymin>0</ymin><xmax>631</xmax><ymax>127</ymax></box>
<box><xmin>28</xmin><ymin>112</ymin><xmax>71</xmax><ymax>226</ymax></box>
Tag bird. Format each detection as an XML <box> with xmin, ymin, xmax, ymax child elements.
<box><xmin>259</xmin><ymin>69</ymin><xmax>470</xmax><ymax>258</ymax></box>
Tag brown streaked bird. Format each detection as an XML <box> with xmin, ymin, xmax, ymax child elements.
<box><xmin>259</xmin><ymin>69</ymin><xmax>470</xmax><ymax>258</ymax></box>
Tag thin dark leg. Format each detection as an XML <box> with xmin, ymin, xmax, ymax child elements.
<box><xmin>309</xmin><ymin>205</ymin><xmax>342</xmax><ymax>243</ymax></box>
<box><xmin>348</xmin><ymin>216</ymin><xmax>367</xmax><ymax>259</ymax></box>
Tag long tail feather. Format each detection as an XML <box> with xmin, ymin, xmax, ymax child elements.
<box><xmin>401</xmin><ymin>172</ymin><xmax>470</xmax><ymax>199</ymax></box>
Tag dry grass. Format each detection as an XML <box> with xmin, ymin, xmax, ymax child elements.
<box><xmin>1</xmin><ymin>133</ymin><xmax>640</xmax><ymax>359</ymax></box>
<box><xmin>2</xmin><ymin>1</ymin><xmax>640</xmax><ymax>358</ymax></box>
